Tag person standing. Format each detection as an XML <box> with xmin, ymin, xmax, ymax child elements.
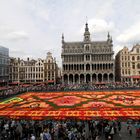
<box><xmin>43</xmin><ymin>129</ymin><xmax>52</xmax><ymax>140</ymax></box>
<box><xmin>95</xmin><ymin>135</ymin><xmax>101</xmax><ymax>140</ymax></box>
<box><xmin>40</xmin><ymin>132</ymin><xmax>43</xmax><ymax>140</ymax></box>
<box><xmin>109</xmin><ymin>126</ymin><xmax>115</xmax><ymax>140</ymax></box>
<box><xmin>30</xmin><ymin>134</ymin><xmax>36</xmax><ymax>140</ymax></box>
<box><xmin>127</xmin><ymin>124</ymin><xmax>132</xmax><ymax>136</ymax></box>
<box><xmin>117</xmin><ymin>122</ymin><xmax>121</xmax><ymax>132</ymax></box>
<box><xmin>104</xmin><ymin>125</ymin><xmax>110</xmax><ymax>140</ymax></box>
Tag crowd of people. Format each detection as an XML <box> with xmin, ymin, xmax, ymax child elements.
<box><xmin>0</xmin><ymin>82</ymin><xmax>140</xmax><ymax>99</ymax></box>
<box><xmin>0</xmin><ymin>85</ymin><xmax>28</xmax><ymax>99</ymax></box>
<box><xmin>0</xmin><ymin>118</ymin><xmax>124</xmax><ymax>140</ymax></box>
<box><xmin>1</xmin><ymin>118</ymin><xmax>140</xmax><ymax>140</ymax></box>
<box><xmin>59</xmin><ymin>82</ymin><xmax>140</xmax><ymax>91</ymax></box>
<box><xmin>0</xmin><ymin>82</ymin><xmax>140</xmax><ymax>139</ymax></box>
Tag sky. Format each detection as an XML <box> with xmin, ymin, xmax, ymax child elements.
<box><xmin>0</xmin><ymin>0</ymin><xmax>140</xmax><ymax>66</ymax></box>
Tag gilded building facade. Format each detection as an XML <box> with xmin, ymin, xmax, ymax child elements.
<box><xmin>9</xmin><ymin>52</ymin><xmax>59</xmax><ymax>84</ymax></box>
<box><xmin>115</xmin><ymin>44</ymin><xmax>140</xmax><ymax>83</ymax></box>
<box><xmin>61</xmin><ymin>23</ymin><xmax>115</xmax><ymax>84</ymax></box>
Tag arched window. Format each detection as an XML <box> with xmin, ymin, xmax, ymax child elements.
<box><xmin>137</xmin><ymin>63</ymin><xmax>140</xmax><ymax>69</ymax></box>
<box><xmin>86</xmin><ymin>55</ymin><xmax>90</xmax><ymax>61</ymax></box>
<box><xmin>125</xmin><ymin>56</ymin><xmax>127</xmax><ymax>60</ymax></box>
<box><xmin>132</xmin><ymin>63</ymin><xmax>135</xmax><ymax>69</ymax></box>
<box><xmin>122</xmin><ymin>70</ymin><xmax>124</xmax><ymax>75</ymax></box>
<box><xmin>137</xmin><ymin>48</ymin><xmax>139</xmax><ymax>53</ymax></box>
<box><xmin>137</xmin><ymin>56</ymin><xmax>140</xmax><ymax>60</ymax></box>
<box><xmin>21</xmin><ymin>62</ymin><xmax>24</xmax><ymax>66</ymax></box>
<box><xmin>132</xmin><ymin>56</ymin><xmax>135</xmax><ymax>61</ymax></box>
<box><xmin>86</xmin><ymin>45</ymin><xmax>89</xmax><ymax>51</ymax></box>
<box><xmin>86</xmin><ymin>64</ymin><xmax>90</xmax><ymax>71</ymax></box>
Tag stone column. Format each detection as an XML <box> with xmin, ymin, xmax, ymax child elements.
<box><xmin>79</xmin><ymin>75</ymin><xmax>80</xmax><ymax>84</ymax></box>
<box><xmin>73</xmin><ymin>74</ymin><xmax>75</xmax><ymax>84</ymax></box>
<box><xmin>84</xmin><ymin>74</ymin><xmax>86</xmax><ymax>83</ymax></box>
<box><xmin>113</xmin><ymin>74</ymin><xmax>115</xmax><ymax>82</ymax></box>
<box><xmin>90</xmin><ymin>74</ymin><xmax>92</xmax><ymax>83</ymax></box>
<box><xmin>90</xmin><ymin>64</ymin><xmax>92</xmax><ymax>73</ymax></box>
<box><xmin>68</xmin><ymin>74</ymin><xmax>69</xmax><ymax>84</ymax></box>
<box><xmin>107</xmin><ymin>74</ymin><xmax>109</xmax><ymax>83</ymax></box>
<box><xmin>62</xmin><ymin>75</ymin><xmax>64</xmax><ymax>84</ymax></box>
<box><xmin>96</xmin><ymin>74</ymin><xmax>98</xmax><ymax>83</ymax></box>
<box><xmin>101</xmin><ymin>74</ymin><xmax>103</xmax><ymax>82</ymax></box>
<box><xmin>84</xmin><ymin>64</ymin><xmax>86</xmax><ymax>73</ymax></box>
<box><xmin>35</xmin><ymin>66</ymin><xmax>36</xmax><ymax>82</ymax></box>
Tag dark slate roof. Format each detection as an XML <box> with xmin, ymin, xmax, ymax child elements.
<box><xmin>64</xmin><ymin>40</ymin><xmax>108</xmax><ymax>48</ymax></box>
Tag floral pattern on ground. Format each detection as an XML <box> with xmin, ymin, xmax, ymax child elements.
<box><xmin>106</xmin><ymin>95</ymin><xmax>140</xmax><ymax>106</ymax></box>
<box><xmin>81</xmin><ymin>101</ymin><xmax>115</xmax><ymax>108</ymax></box>
<box><xmin>0</xmin><ymin>90</ymin><xmax>140</xmax><ymax>120</ymax></box>
<box><xmin>49</xmin><ymin>96</ymin><xmax>88</xmax><ymax>106</ymax></box>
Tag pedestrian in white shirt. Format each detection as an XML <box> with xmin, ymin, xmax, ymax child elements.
<box><xmin>30</xmin><ymin>134</ymin><xmax>36</xmax><ymax>140</ymax></box>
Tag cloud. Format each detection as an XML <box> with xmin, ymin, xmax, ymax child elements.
<box><xmin>90</xmin><ymin>19</ymin><xmax>115</xmax><ymax>33</ymax></box>
<box><xmin>10</xmin><ymin>48</ymin><xmax>27</xmax><ymax>57</ymax></box>
<box><xmin>28</xmin><ymin>0</ymin><xmax>49</xmax><ymax>22</ymax></box>
<box><xmin>6</xmin><ymin>31</ymin><xmax>29</xmax><ymax>41</ymax></box>
<box><xmin>0</xmin><ymin>26</ymin><xmax>29</xmax><ymax>41</ymax></box>
<box><xmin>116</xmin><ymin>21</ymin><xmax>140</xmax><ymax>44</ymax></box>
<box><xmin>114</xmin><ymin>45</ymin><xmax>124</xmax><ymax>55</ymax></box>
<box><xmin>37</xmin><ymin>10</ymin><xmax>49</xmax><ymax>21</ymax></box>
<box><xmin>80</xmin><ymin>18</ymin><xmax>115</xmax><ymax>34</ymax></box>
<box><xmin>10</xmin><ymin>48</ymin><xmax>37</xmax><ymax>59</ymax></box>
<box><xmin>95</xmin><ymin>0</ymin><xmax>115</xmax><ymax>18</ymax></box>
<box><xmin>0</xmin><ymin>0</ymin><xmax>140</xmax><ymax>66</ymax></box>
<box><xmin>79</xmin><ymin>18</ymin><xmax>116</xmax><ymax>41</ymax></box>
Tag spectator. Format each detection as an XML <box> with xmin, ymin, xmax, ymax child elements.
<box><xmin>43</xmin><ymin>129</ymin><xmax>52</xmax><ymax>140</ymax></box>
<box><xmin>30</xmin><ymin>134</ymin><xmax>36</xmax><ymax>140</ymax></box>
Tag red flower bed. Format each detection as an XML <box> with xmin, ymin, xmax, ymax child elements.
<box><xmin>0</xmin><ymin>90</ymin><xmax>140</xmax><ymax>120</ymax></box>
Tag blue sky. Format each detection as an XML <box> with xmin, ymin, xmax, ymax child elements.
<box><xmin>0</xmin><ymin>0</ymin><xmax>140</xmax><ymax>66</ymax></box>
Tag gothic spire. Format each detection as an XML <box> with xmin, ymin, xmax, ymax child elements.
<box><xmin>84</xmin><ymin>22</ymin><xmax>90</xmax><ymax>42</ymax></box>
<box><xmin>107</xmin><ymin>32</ymin><xmax>110</xmax><ymax>40</ymax></box>
<box><xmin>62</xmin><ymin>33</ymin><xmax>64</xmax><ymax>44</ymax></box>
<box><xmin>85</xmin><ymin>22</ymin><xmax>89</xmax><ymax>32</ymax></box>
<box><xmin>110</xmin><ymin>36</ymin><xmax>113</xmax><ymax>43</ymax></box>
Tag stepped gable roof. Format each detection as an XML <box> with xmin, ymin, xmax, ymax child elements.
<box><xmin>22</xmin><ymin>59</ymin><xmax>37</xmax><ymax>65</ymax></box>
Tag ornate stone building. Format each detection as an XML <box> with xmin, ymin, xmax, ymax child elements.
<box><xmin>44</xmin><ymin>52</ymin><xmax>58</xmax><ymax>84</ymax></box>
<box><xmin>9</xmin><ymin>52</ymin><xmax>59</xmax><ymax>84</ymax></box>
<box><xmin>9</xmin><ymin>58</ymin><xmax>44</xmax><ymax>83</ymax></box>
<box><xmin>61</xmin><ymin>23</ymin><xmax>115</xmax><ymax>84</ymax></box>
<box><xmin>115</xmin><ymin>44</ymin><xmax>140</xmax><ymax>84</ymax></box>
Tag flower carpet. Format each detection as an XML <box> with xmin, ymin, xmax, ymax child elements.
<box><xmin>0</xmin><ymin>90</ymin><xmax>140</xmax><ymax>120</ymax></box>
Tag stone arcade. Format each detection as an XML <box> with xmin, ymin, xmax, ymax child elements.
<box><xmin>61</xmin><ymin>23</ymin><xmax>115</xmax><ymax>84</ymax></box>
